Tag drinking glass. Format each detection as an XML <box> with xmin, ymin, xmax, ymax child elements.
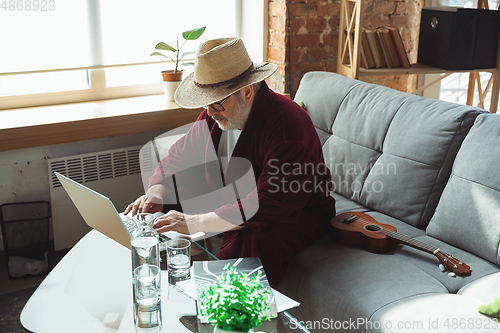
<box><xmin>166</xmin><ymin>238</ymin><xmax>191</xmax><ymax>277</ymax></box>
<box><xmin>133</xmin><ymin>264</ymin><xmax>162</xmax><ymax>332</ymax></box>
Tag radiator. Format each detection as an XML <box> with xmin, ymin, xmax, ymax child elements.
<box><xmin>49</xmin><ymin>146</ymin><xmax>150</xmax><ymax>250</ymax></box>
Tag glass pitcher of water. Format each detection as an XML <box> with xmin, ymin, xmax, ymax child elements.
<box><xmin>131</xmin><ymin>213</ymin><xmax>162</xmax><ymax>333</ymax></box>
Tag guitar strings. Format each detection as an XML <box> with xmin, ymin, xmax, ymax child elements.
<box><xmin>338</xmin><ymin>215</ymin><xmax>443</xmax><ymax>256</ymax></box>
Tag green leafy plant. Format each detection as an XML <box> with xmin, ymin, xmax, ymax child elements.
<box><xmin>150</xmin><ymin>26</ymin><xmax>206</xmax><ymax>72</ymax></box>
<box><xmin>198</xmin><ymin>264</ymin><xmax>271</xmax><ymax>332</ymax></box>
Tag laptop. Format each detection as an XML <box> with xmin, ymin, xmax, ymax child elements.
<box><xmin>54</xmin><ymin>172</ymin><xmax>172</xmax><ymax>249</ymax></box>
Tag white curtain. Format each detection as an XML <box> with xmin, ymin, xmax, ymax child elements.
<box><xmin>0</xmin><ymin>0</ymin><xmax>236</xmax><ymax>73</ymax></box>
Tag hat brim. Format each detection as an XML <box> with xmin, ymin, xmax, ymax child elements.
<box><xmin>174</xmin><ymin>62</ymin><xmax>278</xmax><ymax>109</ymax></box>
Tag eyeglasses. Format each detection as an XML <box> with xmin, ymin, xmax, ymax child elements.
<box><xmin>203</xmin><ymin>94</ymin><xmax>231</xmax><ymax>112</ymax></box>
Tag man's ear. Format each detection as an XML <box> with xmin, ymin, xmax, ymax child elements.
<box><xmin>241</xmin><ymin>85</ymin><xmax>254</xmax><ymax>103</ymax></box>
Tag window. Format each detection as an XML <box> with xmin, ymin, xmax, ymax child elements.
<box><xmin>0</xmin><ymin>0</ymin><xmax>92</xmax><ymax>100</ymax></box>
<box><xmin>0</xmin><ymin>0</ymin><xmax>254</xmax><ymax>110</ymax></box>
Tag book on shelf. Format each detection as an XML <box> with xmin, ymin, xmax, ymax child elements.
<box><xmin>364</xmin><ymin>27</ymin><xmax>387</xmax><ymax>68</ymax></box>
<box><xmin>386</xmin><ymin>26</ymin><xmax>411</xmax><ymax>68</ymax></box>
<box><xmin>360</xmin><ymin>29</ymin><xmax>376</xmax><ymax>69</ymax></box>
<box><xmin>361</xmin><ymin>26</ymin><xmax>410</xmax><ymax>69</ymax></box>
<box><xmin>376</xmin><ymin>28</ymin><xmax>394</xmax><ymax>68</ymax></box>
<box><xmin>359</xmin><ymin>43</ymin><xmax>369</xmax><ymax>69</ymax></box>
<box><xmin>343</xmin><ymin>28</ymin><xmax>372</xmax><ymax>69</ymax></box>
<box><xmin>377</xmin><ymin>27</ymin><xmax>401</xmax><ymax>68</ymax></box>
<box><xmin>193</xmin><ymin>258</ymin><xmax>278</xmax><ymax>324</ymax></box>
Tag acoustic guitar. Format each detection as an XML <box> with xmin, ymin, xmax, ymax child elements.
<box><xmin>330</xmin><ymin>212</ymin><xmax>471</xmax><ymax>276</ymax></box>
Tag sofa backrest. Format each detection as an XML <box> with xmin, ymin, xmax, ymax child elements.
<box><xmin>427</xmin><ymin>114</ymin><xmax>500</xmax><ymax>265</ymax></box>
<box><xmin>295</xmin><ymin>72</ymin><xmax>483</xmax><ymax>229</ymax></box>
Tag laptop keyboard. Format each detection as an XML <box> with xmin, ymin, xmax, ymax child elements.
<box><xmin>122</xmin><ymin>215</ymin><xmax>136</xmax><ymax>234</ymax></box>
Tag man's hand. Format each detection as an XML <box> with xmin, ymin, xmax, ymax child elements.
<box><xmin>152</xmin><ymin>210</ymin><xmax>198</xmax><ymax>235</ymax></box>
<box><xmin>125</xmin><ymin>184</ymin><xmax>166</xmax><ymax>216</ymax></box>
<box><xmin>152</xmin><ymin>211</ymin><xmax>243</xmax><ymax>235</ymax></box>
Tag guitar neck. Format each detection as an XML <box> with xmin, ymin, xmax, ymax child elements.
<box><xmin>386</xmin><ymin>231</ymin><xmax>439</xmax><ymax>255</ymax></box>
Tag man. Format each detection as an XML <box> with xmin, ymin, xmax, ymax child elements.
<box><xmin>126</xmin><ymin>37</ymin><xmax>336</xmax><ymax>286</ymax></box>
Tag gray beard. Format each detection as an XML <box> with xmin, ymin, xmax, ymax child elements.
<box><xmin>213</xmin><ymin>99</ymin><xmax>250</xmax><ymax>131</ymax></box>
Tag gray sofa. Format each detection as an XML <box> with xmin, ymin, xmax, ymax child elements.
<box><xmin>276</xmin><ymin>72</ymin><xmax>500</xmax><ymax>332</ymax></box>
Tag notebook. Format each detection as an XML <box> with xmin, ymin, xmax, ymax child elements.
<box><xmin>54</xmin><ymin>172</ymin><xmax>172</xmax><ymax>249</ymax></box>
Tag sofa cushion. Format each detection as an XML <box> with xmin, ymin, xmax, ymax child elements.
<box><xmin>331</xmin><ymin>192</ymin><xmax>369</xmax><ymax>215</ymax></box>
<box><xmin>294</xmin><ymin>71</ymin><xmax>360</xmax><ymax>140</ymax></box>
<box><xmin>277</xmin><ymin>236</ymin><xmax>448</xmax><ymax>333</ymax></box>
<box><xmin>427</xmin><ymin>114</ymin><xmax>500</xmax><ymax>265</ymax></box>
<box><xmin>278</xmin><ymin>207</ymin><xmax>500</xmax><ymax>332</ymax></box>
<box><xmin>295</xmin><ymin>72</ymin><xmax>483</xmax><ymax>229</ymax></box>
<box><xmin>392</xmin><ymin>234</ymin><xmax>500</xmax><ymax>294</ymax></box>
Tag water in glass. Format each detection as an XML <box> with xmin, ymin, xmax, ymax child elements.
<box><xmin>133</xmin><ymin>264</ymin><xmax>162</xmax><ymax>332</ymax></box>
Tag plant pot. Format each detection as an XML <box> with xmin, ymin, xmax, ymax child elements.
<box><xmin>213</xmin><ymin>326</ymin><xmax>253</xmax><ymax>333</ymax></box>
<box><xmin>161</xmin><ymin>70</ymin><xmax>183</xmax><ymax>102</ymax></box>
<box><xmin>161</xmin><ymin>70</ymin><xmax>183</xmax><ymax>82</ymax></box>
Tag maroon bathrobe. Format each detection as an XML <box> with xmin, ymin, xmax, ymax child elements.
<box><xmin>149</xmin><ymin>82</ymin><xmax>336</xmax><ymax>286</ymax></box>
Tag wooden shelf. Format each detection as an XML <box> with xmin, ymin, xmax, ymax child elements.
<box><xmin>363</xmin><ymin>63</ymin><xmax>496</xmax><ymax>75</ymax></box>
<box><xmin>0</xmin><ymin>95</ymin><xmax>201</xmax><ymax>152</ymax></box>
<box><xmin>337</xmin><ymin>0</ymin><xmax>500</xmax><ymax>112</ymax></box>
<box><xmin>340</xmin><ymin>63</ymin><xmax>497</xmax><ymax>78</ymax></box>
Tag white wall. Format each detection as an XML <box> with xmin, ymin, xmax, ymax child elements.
<box><xmin>0</xmin><ymin>129</ymin><xmax>167</xmax><ymax>252</ymax></box>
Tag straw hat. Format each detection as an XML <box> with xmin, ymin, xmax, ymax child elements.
<box><xmin>174</xmin><ymin>37</ymin><xmax>278</xmax><ymax>109</ymax></box>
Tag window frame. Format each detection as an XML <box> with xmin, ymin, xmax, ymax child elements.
<box><xmin>0</xmin><ymin>63</ymin><xmax>170</xmax><ymax>110</ymax></box>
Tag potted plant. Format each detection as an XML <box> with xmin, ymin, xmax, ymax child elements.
<box><xmin>198</xmin><ymin>264</ymin><xmax>273</xmax><ymax>333</ymax></box>
<box><xmin>151</xmin><ymin>26</ymin><xmax>206</xmax><ymax>101</ymax></box>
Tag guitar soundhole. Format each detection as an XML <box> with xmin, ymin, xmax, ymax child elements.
<box><xmin>366</xmin><ymin>224</ymin><xmax>381</xmax><ymax>232</ymax></box>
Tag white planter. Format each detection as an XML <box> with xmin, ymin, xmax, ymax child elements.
<box><xmin>162</xmin><ymin>80</ymin><xmax>181</xmax><ymax>102</ymax></box>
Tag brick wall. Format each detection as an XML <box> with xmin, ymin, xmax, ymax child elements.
<box><xmin>267</xmin><ymin>0</ymin><xmax>424</xmax><ymax>97</ymax></box>
<box><xmin>267</xmin><ymin>0</ymin><xmax>288</xmax><ymax>93</ymax></box>
<box><xmin>362</xmin><ymin>0</ymin><xmax>424</xmax><ymax>92</ymax></box>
